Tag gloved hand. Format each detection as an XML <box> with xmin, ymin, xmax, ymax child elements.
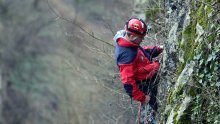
<box><xmin>154</xmin><ymin>58</ymin><xmax>160</xmax><ymax>62</ymax></box>
<box><xmin>157</xmin><ymin>45</ymin><xmax>164</xmax><ymax>53</ymax></box>
<box><xmin>159</xmin><ymin>45</ymin><xmax>163</xmax><ymax>50</ymax></box>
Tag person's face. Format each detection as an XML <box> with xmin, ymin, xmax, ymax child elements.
<box><xmin>130</xmin><ymin>35</ymin><xmax>144</xmax><ymax>45</ymax></box>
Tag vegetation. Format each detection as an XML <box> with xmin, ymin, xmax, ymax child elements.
<box><xmin>162</xmin><ymin>0</ymin><xmax>220</xmax><ymax>123</ymax></box>
<box><xmin>0</xmin><ymin>0</ymin><xmax>219</xmax><ymax>124</ymax></box>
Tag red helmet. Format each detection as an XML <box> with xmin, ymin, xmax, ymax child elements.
<box><xmin>125</xmin><ymin>18</ymin><xmax>147</xmax><ymax>37</ymax></box>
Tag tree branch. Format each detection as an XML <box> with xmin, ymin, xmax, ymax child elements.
<box><xmin>47</xmin><ymin>0</ymin><xmax>114</xmax><ymax>48</ymax></box>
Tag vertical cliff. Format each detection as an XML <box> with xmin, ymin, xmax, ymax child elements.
<box><xmin>133</xmin><ymin>0</ymin><xmax>219</xmax><ymax>123</ymax></box>
<box><xmin>162</xmin><ymin>0</ymin><xmax>219</xmax><ymax>123</ymax></box>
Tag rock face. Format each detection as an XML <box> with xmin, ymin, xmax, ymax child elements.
<box><xmin>161</xmin><ymin>0</ymin><xmax>220</xmax><ymax>123</ymax></box>
<box><xmin>134</xmin><ymin>0</ymin><xmax>219</xmax><ymax>123</ymax></box>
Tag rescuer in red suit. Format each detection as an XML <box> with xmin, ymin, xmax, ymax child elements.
<box><xmin>114</xmin><ymin>18</ymin><xmax>163</xmax><ymax>113</ymax></box>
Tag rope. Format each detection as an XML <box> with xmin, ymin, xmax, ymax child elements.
<box><xmin>138</xmin><ymin>102</ymin><xmax>142</xmax><ymax>124</ymax></box>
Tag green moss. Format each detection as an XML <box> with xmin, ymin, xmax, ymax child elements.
<box><xmin>205</xmin><ymin>0</ymin><xmax>213</xmax><ymax>3</ymax></box>
<box><xmin>171</xmin><ymin>100</ymin><xmax>192</xmax><ymax>124</ymax></box>
<box><xmin>176</xmin><ymin>98</ymin><xmax>193</xmax><ymax>124</ymax></box>
<box><xmin>167</xmin><ymin>92</ymin><xmax>173</xmax><ymax>104</ymax></box>
<box><xmin>177</xmin><ymin>62</ymin><xmax>185</xmax><ymax>76</ymax></box>
<box><xmin>191</xmin><ymin>0</ymin><xmax>195</xmax><ymax>8</ymax></box>
<box><xmin>196</xmin><ymin>5</ymin><xmax>208</xmax><ymax>29</ymax></box>
<box><xmin>162</xmin><ymin>0</ymin><xmax>218</xmax><ymax>123</ymax></box>
<box><xmin>187</xmin><ymin>87</ymin><xmax>195</xmax><ymax>97</ymax></box>
<box><xmin>207</xmin><ymin>33</ymin><xmax>215</xmax><ymax>42</ymax></box>
<box><xmin>177</xmin><ymin>21</ymin><xmax>197</xmax><ymax>75</ymax></box>
<box><xmin>183</xmin><ymin>25</ymin><xmax>193</xmax><ymax>35</ymax></box>
<box><xmin>173</xmin><ymin>111</ymin><xmax>178</xmax><ymax>124</ymax></box>
<box><xmin>196</xmin><ymin>4</ymin><xmax>213</xmax><ymax>30</ymax></box>
<box><xmin>176</xmin><ymin>115</ymin><xmax>191</xmax><ymax>124</ymax></box>
<box><xmin>186</xmin><ymin>85</ymin><xmax>202</xmax><ymax>97</ymax></box>
<box><xmin>168</xmin><ymin>84</ymin><xmax>184</xmax><ymax>104</ymax></box>
<box><xmin>184</xmin><ymin>25</ymin><xmax>197</xmax><ymax>58</ymax></box>
<box><xmin>205</xmin><ymin>5</ymin><xmax>213</xmax><ymax>14</ymax></box>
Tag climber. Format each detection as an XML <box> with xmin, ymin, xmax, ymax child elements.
<box><xmin>113</xmin><ymin>18</ymin><xmax>163</xmax><ymax>115</ymax></box>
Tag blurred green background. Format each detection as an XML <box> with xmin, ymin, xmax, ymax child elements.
<box><xmin>0</xmin><ymin>0</ymin><xmax>137</xmax><ymax>124</ymax></box>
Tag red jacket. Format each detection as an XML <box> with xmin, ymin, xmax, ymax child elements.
<box><xmin>114</xmin><ymin>35</ymin><xmax>162</xmax><ymax>102</ymax></box>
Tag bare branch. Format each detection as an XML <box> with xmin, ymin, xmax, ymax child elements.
<box><xmin>47</xmin><ymin>0</ymin><xmax>114</xmax><ymax>48</ymax></box>
<box><xmin>83</xmin><ymin>43</ymin><xmax>114</xmax><ymax>59</ymax></box>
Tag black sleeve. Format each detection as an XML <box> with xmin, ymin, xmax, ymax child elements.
<box><xmin>123</xmin><ymin>84</ymin><xmax>133</xmax><ymax>98</ymax></box>
<box><xmin>145</xmin><ymin>47</ymin><xmax>160</xmax><ymax>58</ymax></box>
